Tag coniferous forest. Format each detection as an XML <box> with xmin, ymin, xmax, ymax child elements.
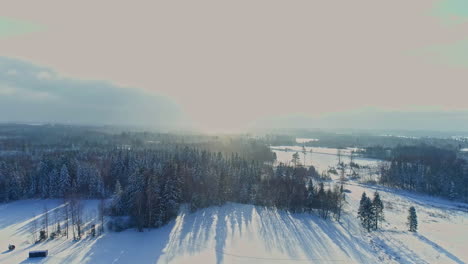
<box><xmin>0</xmin><ymin>125</ymin><xmax>345</xmax><ymax>232</ymax></box>
<box><xmin>375</xmin><ymin>145</ymin><xmax>468</xmax><ymax>201</ymax></box>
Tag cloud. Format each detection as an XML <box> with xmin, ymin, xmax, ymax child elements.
<box><xmin>433</xmin><ymin>0</ymin><xmax>468</xmax><ymax>22</ymax></box>
<box><xmin>0</xmin><ymin>57</ymin><xmax>187</xmax><ymax>129</ymax></box>
<box><xmin>252</xmin><ymin>108</ymin><xmax>468</xmax><ymax>132</ymax></box>
<box><xmin>0</xmin><ymin>16</ymin><xmax>44</xmax><ymax>38</ymax></box>
<box><xmin>36</xmin><ymin>71</ymin><xmax>53</xmax><ymax>80</ymax></box>
<box><xmin>419</xmin><ymin>39</ymin><xmax>468</xmax><ymax>67</ymax></box>
<box><xmin>2</xmin><ymin>1</ymin><xmax>468</xmax><ymax>132</ymax></box>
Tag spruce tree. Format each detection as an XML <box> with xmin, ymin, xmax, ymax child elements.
<box><xmin>59</xmin><ymin>165</ymin><xmax>71</xmax><ymax>197</ymax></box>
<box><xmin>407</xmin><ymin>206</ymin><xmax>418</xmax><ymax>232</ymax></box>
<box><xmin>306</xmin><ymin>179</ymin><xmax>316</xmax><ymax>212</ymax></box>
<box><xmin>111</xmin><ymin>180</ymin><xmax>123</xmax><ymax>215</ymax></box>
<box><xmin>49</xmin><ymin>169</ymin><xmax>60</xmax><ymax>198</ymax></box>
<box><xmin>291</xmin><ymin>152</ymin><xmax>300</xmax><ymax>167</ymax></box>
<box><xmin>363</xmin><ymin>197</ymin><xmax>373</xmax><ymax>231</ymax></box>
<box><xmin>372</xmin><ymin>191</ymin><xmax>384</xmax><ymax>230</ymax></box>
<box><xmin>358</xmin><ymin>192</ymin><xmax>373</xmax><ymax>231</ymax></box>
<box><xmin>358</xmin><ymin>192</ymin><xmax>368</xmax><ymax>221</ymax></box>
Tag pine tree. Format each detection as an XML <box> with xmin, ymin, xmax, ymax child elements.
<box><xmin>371</xmin><ymin>191</ymin><xmax>384</xmax><ymax>230</ymax></box>
<box><xmin>37</xmin><ymin>161</ymin><xmax>51</xmax><ymax>198</ymax></box>
<box><xmin>291</xmin><ymin>152</ymin><xmax>301</xmax><ymax>167</ymax></box>
<box><xmin>306</xmin><ymin>179</ymin><xmax>316</xmax><ymax>212</ymax></box>
<box><xmin>407</xmin><ymin>206</ymin><xmax>418</xmax><ymax>232</ymax></box>
<box><xmin>317</xmin><ymin>183</ymin><xmax>328</xmax><ymax>219</ymax></box>
<box><xmin>449</xmin><ymin>181</ymin><xmax>456</xmax><ymax>200</ymax></box>
<box><xmin>358</xmin><ymin>192</ymin><xmax>367</xmax><ymax>221</ymax></box>
<box><xmin>111</xmin><ymin>180</ymin><xmax>123</xmax><ymax>215</ymax></box>
<box><xmin>333</xmin><ymin>184</ymin><xmax>345</xmax><ymax>221</ymax></box>
<box><xmin>8</xmin><ymin>169</ymin><xmax>24</xmax><ymax>200</ymax></box>
<box><xmin>358</xmin><ymin>192</ymin><xmax>373</xmax><ymax>231</ymax></box>
<box><xmin>0</xmin><ymin>161</ymin><xmax>9</xmax><ymax>202</ymax></box>
<box><xmin>59</xmin><ymin>164</ymin><xmax>71</xmax><ymax>197</ymax></box>
<box><xmin>162</xmin><ymin>164</ymin><xmax>181</xmax><ymax>223</ymax></box>
<box><xmin>363</xmin><ymin>197</ymin><xmax>373</xmax><ymax>231</ymax></box>
<box><xmin>49</xmin><ymin>169</ymin><xmax>60</xmax><ymax>198</ymax></box>
<box><xmin>127</xmin><ymin>169</ymin><xmax>146</xmax><ymax>231</ymax></box>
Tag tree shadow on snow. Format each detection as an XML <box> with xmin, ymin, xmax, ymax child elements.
<box><xmin>19</xmin><ymin>258</ymin><xmax>45</xmax><ymax>264</ymax></box>
<box><xmin>157</xmin><ymin>203</ymin><xmax>254</xmax><ymax>264</ymax></box>
<box><xmin>414</xmin><ymin>233</ymin><xmax>464</xmax><ymax>264</ymax></box>
<box><xmin>257</xmin><ymin>208</ymin><xmax>376</xmax><ymax>263</ymax></box>
<box><xmin>17</xmin><ymin>203</ymin><xmax>457</xmax><ymax>264</ymax></box>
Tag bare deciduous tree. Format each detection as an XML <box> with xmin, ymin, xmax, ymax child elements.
<box><xmin>70</xmin><ymin>197</ymin><xmax>84</xmax><ymax>240</ymax></box>
<box><xmin>31</xmin><ymin>214</ymin><xmax>38</xmax><ymax>243</ymax></box>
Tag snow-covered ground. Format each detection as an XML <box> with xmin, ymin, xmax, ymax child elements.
<box><xmin>295</xmin><ymin>138</ymin><xmax>319</xmax><ymax>144</ymax></box>
<box><xmin>271</xmin><ymin>146</ymin><xmax>380</xmax><ymax>173</ymax></box>
<box><xmin>1</xmin><ymin>147</ymin><xmax>467</xmax><ymax>263</ymax></box>
<box><xmin>1</xmin><ymin>199</ymin><xmax>376</xmax><ymax>264</ymax></box>
<box><xmin>1</xmin><ymin>185</ymin><xmax>467</xmax><ymax>263</ymax></box>
<box><xmin>345</xmin><ymin>182</ymin><xmax>468</xmax><ymax>264</ymax></box>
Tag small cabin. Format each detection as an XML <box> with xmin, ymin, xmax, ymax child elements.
<box><xmin>29</xmin><ymin>250</ymin><xmax>48</xmax><ymax>258</ymax></box>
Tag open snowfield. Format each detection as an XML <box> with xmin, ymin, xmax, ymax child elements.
<box><xmin>1</xmin><ymin>181</ymin><xmax>467</xmax><ymax>264</ymax></box>
<box><xmin>271</xmin><ymin>146</ymin><xmax>379</xmax><ymax>173</ymax></box>
<box><xmin>345</xmin><ymin>182</ymin><xmax>468</xmax><ymax>264</ymax></box>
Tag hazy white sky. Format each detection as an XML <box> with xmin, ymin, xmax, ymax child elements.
<box><xmin>1</xmin><ymin>0</ymin><xmax>468</xmax><ymax>131</ymax></box>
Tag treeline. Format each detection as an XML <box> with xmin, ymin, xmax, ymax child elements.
<box><xmin>378</xmin><ymin>145</ymin><xmax>468</xmax><ymax>200</ymax></box>
<box><xmin>0</xmin><ymin>148</ymin><xmax>345</xmax><ymax>231</ymax></box>
<box><xmin>0</xmin><ymin>125</ymin><xmax>346</xmax><ymax>232</ymax></box>
<box><xmin>108</xmin><ymin>151</ymin><xmax>346</xmax><ymax>231</ymax></box>
<box><xmin>0</xmin><ymin>124</ymin><xmax>276</xmax><ymax>163</ymax></box>
<box><xmin>0</xmin><ymin>156</ymin><xmax>105</xmax><ymax>202</ymax></box>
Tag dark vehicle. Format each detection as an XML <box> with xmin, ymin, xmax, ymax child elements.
<box><xmin>8</xmin><ymin>244</ymin><xmax>15</xmax><ymax>251</ymax></box>
<box><xmin>29</xmin><ymin>250</ymin><xmax>48</xmax><ymax>258</ymax></box>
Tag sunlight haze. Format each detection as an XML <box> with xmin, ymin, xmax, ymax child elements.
<box><xmin>1</xmin><ymin>0</ymin><xmax>468</xmax><ymax>131</ymax></box>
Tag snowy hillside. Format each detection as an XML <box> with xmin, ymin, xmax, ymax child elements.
<box><xmin>1</xmin><ymin>182</ymin><xmax>467</xmax><ymax>264</ymax></box>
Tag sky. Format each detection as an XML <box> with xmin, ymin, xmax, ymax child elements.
<box><xmin>1</xmin><ymin>0</ymin><xmax>468</xmax><ymax>132</ymax></box>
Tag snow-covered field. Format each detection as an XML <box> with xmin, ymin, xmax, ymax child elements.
<box><xmin>271</xmin><ymin>146</ymin><xmax>380</xmax><ymax>173</ymax></box>
<box><xmin>1</xmin><ymin>183</ymin><xmax>467</xmax><ymax>263</ymax></box>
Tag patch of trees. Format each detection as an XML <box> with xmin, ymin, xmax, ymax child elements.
<box><xmin>0</xmin><ymin>127</ymin><xmax>280</xmax><ymax>203</ymax></box>
<box><xmin>357</xmin><ymin>191</ymin><xmax>384</xmax><ymax>232</ymax></box>
<box><xmin>108</xmin><ymin>152</ymin><xmax>346</xmax><ymax>231</ymax></box>
<box><xmin>291</xmin><ymin>130</ymin><xmax>468</xmax><ymax>150</ymax></box>
<box><xmin>378</xmin><ymin>145</ymin><xmax>468</xmax><ymax>200</ymax></box>
<box><xmin>30</xmin><ymin>196</ymin><xmax>104</xmax><ymax>243</ymax></box>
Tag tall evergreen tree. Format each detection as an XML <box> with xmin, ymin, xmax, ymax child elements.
<box><xmin>358</xmin><ymin>192</ymin><xmax>367</xmax><ymax>221</ymax></box>
<box><xmin>59</xmin><ymin>165</ymin><xmax>71</xmax><ymax>197</ymax></box>
<box><xmin>358</xmin><ymin>192</ymin><xmax>373</xmax><ymax>231</ymax></box>
<box><xmin>162</xmin><ymin>164</ymin><xmax>181</xmax><ymax>223</ymax></box>
<box><xmin>407</xmin><ymin>206</ymin><xmax>418</xmax><ymax>232</ymax></box>
<box><xmin>371</xmin><ymin>191</ymin><xmax>384</xmax><ymax>230</ymax></box>
<box><xmin>291</xmin><ymin>152</ymin><xmax>300</xmax><ymax>167</ymax></box>
<box><xmin>110</xmin><ymin>180</ymin><xmax>123</xmax><ymax>215</ymax></box>
<box><xmin>49</xmin><ymin>169</ymin><xmax>60</xmax><ymax>198</ymax></box>
<box><xmin>306</xmin><ymin>179</ymin><xmax>316</xmax><ymax>212</ymax></box>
